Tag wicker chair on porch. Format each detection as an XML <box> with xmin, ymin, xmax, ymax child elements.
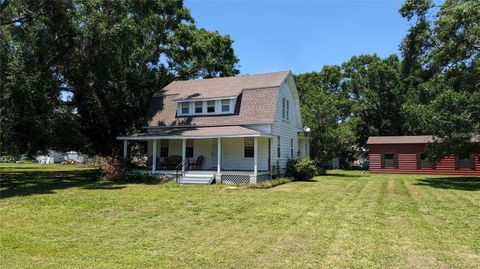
<box><xmin>147</xmin><ymin>156</ymin><xmax>164</xmax><ymax>169</ymax></box>
<box><xmin>164</xmin><ymin>155</ymin><xmax>182</xmax><ymax>169</ymax></box>
<box><xmin>189</xmin><ymin>156</ymin><xmax>204</xmax><ymax>170</ymax></box>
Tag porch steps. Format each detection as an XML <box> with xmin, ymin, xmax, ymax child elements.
<box><xmin>178</xmin><ymin>173</ymin><xmax>215</xmax><ymax>185</ymax></box>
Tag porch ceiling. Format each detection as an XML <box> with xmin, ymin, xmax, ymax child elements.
<box><xmin>117</xmin><ymin>125</ymin><xmax>271</xmax><ymax>140</ymax></box>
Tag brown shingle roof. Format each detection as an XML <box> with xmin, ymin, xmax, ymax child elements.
<box><xmin>367</xmin><ymin>136</ymin><xmax>436</xmax><ymax>144</ymax></box>
<box><xmin>163</xmin><ymin>71</ymin><xmax>289</xmax><ymax>100</ymax></box>
<box><xmin>118</xmin><ymin>126</ymin><xmax>267</xmax><ymax>139</ymax></box>
<box><xmin>145</xmin><ymin>71</ymin><xmax>290</xmax><ymax>128</ymax></box>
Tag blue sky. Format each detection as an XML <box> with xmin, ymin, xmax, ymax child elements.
<box><xmin>185</xmin><ymin>0</ymin><xmax>411</xmax><ymax>75</ymax></box>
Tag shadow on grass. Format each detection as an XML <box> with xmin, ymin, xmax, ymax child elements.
<box><xmin>294</xmin><ymin>179</ymin><xmax>319</xmax><ymax>182</ymax></box>
<box><xmin>324</xmin><ymin>172</ymin><xmax>368</xmax><ymax>178</ymax></box>
<box><xmin>82</xmin><ymin>185</ymin><xmax>127</xmax><ymax>190</ymax></box>
<box><xmin>0</xmin><ymin>169</ymin><xmax>105</xmax><ymax>199</ymax></box>
<box><xmin>415</xmin><ymin>177</ymin><xmax>480</xmax><ymax>191</ymax></box>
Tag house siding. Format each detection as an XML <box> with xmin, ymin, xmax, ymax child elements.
<box><xmin>298</xmin><ymin>138</ymin><xmax>310</xmax><ymax>160</ymax></box>
<box><xmin>147</xmin><ymin>137</ymin><xmax>269</xmax><ymax>171</ymax></box>
<box><xmin>271</xmin><ymin>75</ymin><xmax>303</xmax><ymax>170</ymax></box>
<box><xmin>221</xmin><ymin>137</ymin><xmax>269</xmax><ymax>171</ymax></box>
<box><xmin>368</xmin><ymin>143</ymin><xmax>480</xmax><ymax>176</ymax></box>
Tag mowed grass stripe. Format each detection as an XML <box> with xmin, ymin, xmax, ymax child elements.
<box><xmin>247</xmin><ymin>179</ymin><xmax>367</xmax><ymax>268</ymax></box>
<box><xmin>1</xmin><ymin>165</ymin><xmax>479</xmax><ymax>268</ymax></box>
<box><xmin>401</xmin><ymin>178</ymin><xmax>480</xmax><ymax>268</ymax></box>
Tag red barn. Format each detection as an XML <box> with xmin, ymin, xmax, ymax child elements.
<box><xmin>367</xmin><ymin>136</ymin><xmax>480</xmax><ymax>176</ymax></box>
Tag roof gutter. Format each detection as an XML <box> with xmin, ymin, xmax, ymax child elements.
<box><xmin>117</xmin><ymin>133</ymin><xmax>271</xmax><ymax>140</ymax></box>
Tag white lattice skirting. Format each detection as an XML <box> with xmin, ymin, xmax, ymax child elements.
<box><xmin>221</xmin><ymin>174</ymin><xmax>251</xmax><ymax>184</ymax></box>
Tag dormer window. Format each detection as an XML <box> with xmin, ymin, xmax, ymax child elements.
<box><xmin>207</xmin><ymin>101</ymin><xmax>215</xmax><ymax>113</ymax></box>
<box><xmin>177</xmin><ymin>98</ymin><xmax>235</xmax><ymax>116</ymax></box>
<box><xmin>194</xmin><ymin>101</ymin><xmax>203</xmax><ymax>114</ymax></box>
<box><xmin>221</xmin><ymin>99</ymin><xmax>230</xmax><ymax>112</ymax></box>
<box><xmin>181</xmin><ymin>102</ymin><xmax>189</xmax><ymax>114</ymax></box>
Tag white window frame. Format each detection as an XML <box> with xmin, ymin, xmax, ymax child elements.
<box><xmin>194</xmin><ymin>101</ymin><xmax>203</xmax><ymax>114</ymax></box>
<box><xmin>181</xmin><ymin>102</ymin><xmax>189</xmax><ymax>115</ymax></box>
<box><xmin>207</xmin><ymin>101</ymin><xmax>215</xmax><ymax>113</ymax></box>
<box><xmin>177</xmin><ymin>98</ymin><xmax>235</xmax><ymax>116</ymax></box>
<box><xmin>221</xmin><ymin>99</ymin><xmax>230</xmax><ymax>112</ymax></box>
<box><xmin>243</xmin><ymin>137</ymin><xmax>254</xmax><ymax>158</ymax></box>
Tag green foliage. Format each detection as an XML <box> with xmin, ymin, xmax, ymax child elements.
<box><xmin>272</xmin><ymin>160</ymin><xmax>281</xmax><ymax>178</ymax></box>
<box><xmin>316</xmin><ymin>167</ymin><xmax>327</xmax><ymax>176</ymax></box>
<box><xmin>284</xmin><ymin>159</ymin><xmax>297</xmax><ymax>178</ymax></box>
<box><xmin>293</xmin><ymin>159</ymin><xmax>317</xmax><ymax>181</ymax></box>
<box><xmin>400</xmin><ymin>0</ymin><xmax>480</xmax><ymax>160</ymax></box>
<box><xmin>295</xmin><ymin>68</ymin><xmax>355</xmax><ymax>165</ymax></box>
<box><xmin>282</xmin><ymin>158</ymin><xmax>317</xmax><ymax>180</ymax></box>
<box><xmin>342</xmin><ymin>55</ymin><xmax>405</xmax><ymax>147</ymax></box>
<box><xmin>248</xmin><ymin>178</ymin><xmax>291</xmax><ymax>189</ymax></box>
<box><xmin>0</xmin><ymin>0</ymin><xmax>239</xmax><ymax>156</ymax></box>
<box><xmin>296</xmin><ymin>0</ymin><xmax>480</xmax><ymax>163</ymax></box>
<box><xmin>126</xmin><ymin>172</ymin><xmax>170</xmax><ymax>185</ymax></box>
<box><xmin>296</xmin><ymin>54</ymin><xmax>404</xmax><ymax>164</ymax></box>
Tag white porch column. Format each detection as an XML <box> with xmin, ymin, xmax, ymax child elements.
<box><xmin>181</xmin><ymin>139</ymin><xmax>186</xmax><ymax>172</ymax></box>
<box><xmin>152</xmin><ymin>139</ymin><xmax>157</xmax><ymax>173</ymax></box>
<box><xmin>217</xmin><ymin>138</ymin><xmax>222</xmax><ymax>174</ymax></box>
<box><xmin>254</xmin><ymin>137</ymin><xmax>258</xmax><ymax>177</ymax></box>
<box><xmin>268</xmin><ymin>137</ymin><xmax>272</xmax><ymax>173</ymax></box>
<box><xmin>123</xmin><ymin>140</ymin><xmax>128</xmax><ymax>159</ymax></box>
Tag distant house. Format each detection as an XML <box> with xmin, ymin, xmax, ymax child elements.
<box><xmin>35</xmin><ymin>150</ymin><xmax>86</xmax><ymax>164</ymax></box>
<box><xmin>367</xmin><ymin>136</ymin><xmax>479</xmax><ymax>176</ymax></box>
<box><xmin>118</xmin><ymin>71</ymin><xmax>311</xmax><ymax>184</ymax></box>
<box><xmin>36</xmin><ymin>150</ymin><xmax>64</xmax><ymax>164</ymax></box>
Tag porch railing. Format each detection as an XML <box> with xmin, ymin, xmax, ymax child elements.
<box><xmin>175</xmin><ymin>158</ymin><xmax>189</xmax><ymax>183</ymax></box>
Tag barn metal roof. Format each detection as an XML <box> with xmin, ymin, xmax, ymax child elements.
<box><xmin>366</xmin><ymin>136</ymin><xmax>436</xmax><ymax>145</ymax></box>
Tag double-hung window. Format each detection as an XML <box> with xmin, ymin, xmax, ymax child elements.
<box><xmin>282</xmin><ymin>98</ymin><xmax>289</xmax><ymax>120</ymax></box>
<box><xmin>181</xmin><ymin>102</ymin><xmax>189</xmax><ymax>114</ymax></box>
<box><xmin>418</xmin><ymin>154</ymin><xmax>435</xmax><ymax>168</ymax></box>
<box><xmin>207</xmin><ymin>101</ymin><xmax>215</xmax><ymax>113</ymax></box>
<box><xmin>277</xmin><ymin>136</ymin><xmax>281</xmax><ymax>158</ymax></box>
<box><xmin>194</xmin><ymin>101</ymin><xmax>203</xmax><ymax>114</ymax></box>
<box><xmin>382</xmin><ymin>153</ymin><xmax>397</xmax><ymax>168</ymax></box>
<box><xmin>244</xmin><ymin>138</ymin><xmax>254</xmax><ymax>158</ymax></box>
<box><xmin>290</xmin><ymin>138</ymin><xmax>294</xmax><ymax>158</ymax></box>
<box><xmin>221</xmin><ymin>99</ymin><xmax>230</xmax><ymax>112</ymax></box>
<box><xmin>286</xmin><ymin>99</ymin><xmax>289</xmax><ymax>120</ymax></box>
<box><xmin>456</xmin><ymin>153</ymin><xmax>474</xmax><ymax>169</ymax></box>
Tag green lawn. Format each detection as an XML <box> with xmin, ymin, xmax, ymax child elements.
<box><xmin>1</xmin><ymin>164</ymin><xmax>479</xmax><ymax>268</ymax></box>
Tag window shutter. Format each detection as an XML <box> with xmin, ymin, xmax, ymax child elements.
<box><xmin>455</xmin><ymin>155</ymin><xmax>459</xmax><ymax>170</ymax></box>
<box><xmin>381</xmin><ymin>154</ymin><xmax>385</xmax><ymax>168</ymax></box>
<box><xmin>470</xmin><ymin>154</ymin><xmax>475</xmax><ymax>170</ymax></box>
<box><xmin>416</xmin><ymin>154</ymin><xmax>421</xmax><ymax>169</ymax></box>
<box><xmin>394</xmin><ymin>154</ymin><xmax>399</xmax><ymax>169</ymax></box>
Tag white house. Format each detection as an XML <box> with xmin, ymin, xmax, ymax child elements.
<box><xmin>117</xmin><ymin>71</ymin><xmax>310</xmax><ymax>184</ymax></box>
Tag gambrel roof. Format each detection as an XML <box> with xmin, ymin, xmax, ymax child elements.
<box><xmin>145</xmin><ymin>71</ymin><xmax>291</xmax><ymax>128</ymax></box>
<box><xmin>162</xmin><ymin>71</ymin><xmax>289</xmax><ymax>100</ymax></box>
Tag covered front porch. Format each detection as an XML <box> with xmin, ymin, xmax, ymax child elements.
<box><xmin>117</xmin><ymin>126</ymin><xmax>272</xmax><ymax>184</ymax></box>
